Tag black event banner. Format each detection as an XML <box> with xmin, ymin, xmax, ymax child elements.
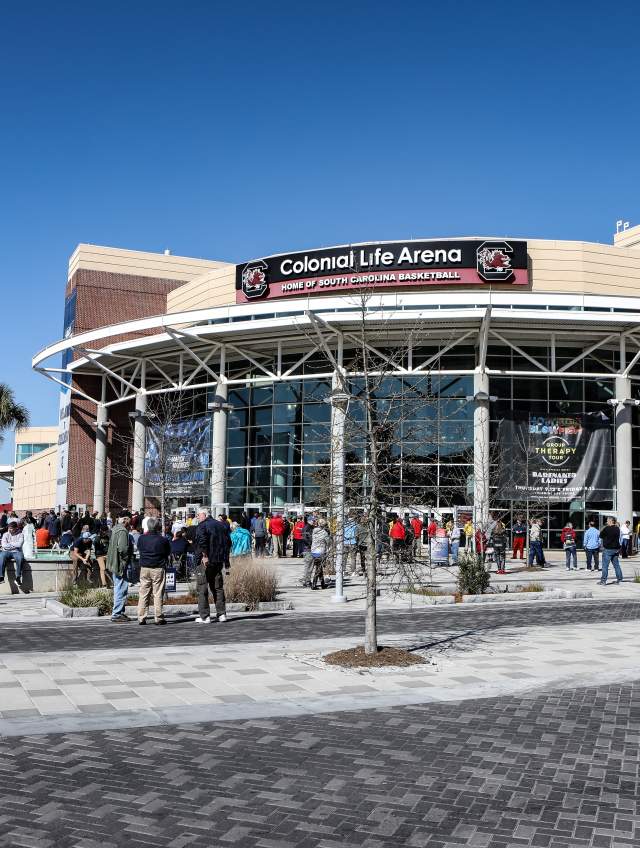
<box><xmin>144</xmin><ymin>415</ymin><xmax>211</xmax><ymax>498</ymax></box>
<box><xmin>497</xmin><ymin>412</ymin><xmax>612</xmax><ymax>502</ymax></box>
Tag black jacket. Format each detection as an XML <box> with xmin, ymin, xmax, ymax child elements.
<box><xmin>196</xmin><ymin>517</ymin><xmax>231</xmax><ymax>564</ymax></box>
<box><xmin>301</xmin><ymin>523</ymin><xmax>314</xmax><ymax>553</ymax></box>
<box><xmin>600</xmin><ymin>525</ymin><xmax>621</xmax><ymax>550</ymax></box>
<box><xmin>136</xmin><ymin>531</ymin><xmax>171</xmax><ymax>569</ymax></box>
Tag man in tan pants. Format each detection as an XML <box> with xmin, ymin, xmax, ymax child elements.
<box><xmin>135</xmin><ymin>518</ymin><xmax>171</xmax><ymax>625</ymax></box>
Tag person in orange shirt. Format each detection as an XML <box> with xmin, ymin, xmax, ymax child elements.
<box><xmin>35</xmin><ymin>526</ymin><xmax>51</xmax><ymax>549</ymax></box>
<box><xmin>389</xmin><ymin>517</ymin><xmax>406</xmax><ymax>563</ymax></box>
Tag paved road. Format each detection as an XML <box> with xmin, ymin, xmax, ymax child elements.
<box><xmin>2</xmin><ymin>598</ymin><xmax>640</xmax><ymax>654</ymax></box>
<box><xmin>2</xmin><ymin>681</ymin><xmax>638</xmax><ymax>848</ymax></box>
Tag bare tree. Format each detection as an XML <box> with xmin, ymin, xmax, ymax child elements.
<box><xmin>111</xmin><ymin>392</ymin><xmax>213</xmax><ymax>527</ymax></box>
<box><xmin>303</xmin><ymin>286</ymin><xmax>469</xmax><ymax>654</ymax></box>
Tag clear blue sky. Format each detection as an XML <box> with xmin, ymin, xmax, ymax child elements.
<box><xmin>0</xmin><ymin>1</ymin><xmax>639</xmax><ymax>485</ymax></box>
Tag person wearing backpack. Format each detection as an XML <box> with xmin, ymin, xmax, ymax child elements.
<box><xmin>301</xmin><ymin>515</ymin><xmax>316</xmax><ymax>587</ymax></box>
<box><xmin>560</xmin><ymin>522</ymin><xmax>577</xmax><ymax>570</ymax></box>
<box><xmin>251</xmin><ymin>513</ymin><xmax>267</xmax><ymax>558</ymax></box>
<box><xmin>310</xmin><ymin>518</ymin><xmax>330</xmax><ymax>589</ymax></box>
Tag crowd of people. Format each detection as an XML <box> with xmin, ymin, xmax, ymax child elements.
<box><xmin>1</xmin><ymin>506</ymin><xmax>634</xmax><ymax>603</ymax></box>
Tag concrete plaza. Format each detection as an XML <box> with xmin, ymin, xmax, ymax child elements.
<box><xmin>1</xmin><ymin>555</ymin><xmax>640</xmax><ymax>847</ymax></box>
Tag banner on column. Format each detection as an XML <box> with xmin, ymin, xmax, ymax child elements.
<box><xmin>145</xmin><ymin>415</ymin><xmax>211</xmax><ymax>498</ymax></box>
<box><xmin>496</xmin><ymin>412</ymin><xmax>612</xmax><ymax>501</ymax></box>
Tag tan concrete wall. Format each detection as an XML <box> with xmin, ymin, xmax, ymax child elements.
<box><xmin>613</xmin><ymin>223</ymin><xmax>640</xmax><ymax>250</ymax></box>
<box><xmin>15</xmin><ymin>426</ymin><xmax>58</xmax><ymax>446</ymax></box>
<box><xmin>68</xmin><ymin>244</ymin><xmax>227</xmax><ymax>283</ymax></box>
<box><xmin>166</xmin><ymin>264</ymin><xmax>236</xmax><ymax>312</ymax></box>
<box><xmin>527</xmin><ymin>239</ymin><xmax>640</xmax><ymax>297</ymax></box>
<box><xmin>12</xmin><ymin>446</ymin><xmax>57</xmax><ymax>513</ymax></box>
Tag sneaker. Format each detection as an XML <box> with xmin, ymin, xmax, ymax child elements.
<box><xmin>218</xmin><ymin>614</ymin><xmax>227</xmax><ymax>622</ymax></box>
<box><xmin>138</xmin><ymin>618</ymin><xmax>147</xmax><ymax>625</ymax></box>
<box><xmin>597</xmin><ymin>581</ymin><xmax>607</xmax><ymax>586</ymax></box>
<box><xmin>194</xmin><ymin>616</ymin><xmax>211</xmax><ymax>624</ymax></box>
<box><xmin>155</xmin><ymin>617</ymin><xmax>167</xmax><ymax>625</ymax></box>
<box><xmin>111</xmin><ymin>615</ymin><xmax>129</xmax><ymax>623</ymax></box>
<box><xmin>617</xmin><ymin>579</ymin><xmax>623</xmax><ymax>584</ymax></box>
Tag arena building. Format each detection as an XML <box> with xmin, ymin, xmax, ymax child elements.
<box><xmin>33</xmin><ymin>225</ymin><xmax>640</xmax><ymax>547</ymax></box>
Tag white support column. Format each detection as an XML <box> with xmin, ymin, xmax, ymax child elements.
<box><xmin>473</xmin><ymin>371</ymin><xmax>491</xmax><ymax>530</ymax></box>
<box><xmin>615</xmin><ymin>375</ymin><xmax>633</xmax><ymax>523</ymax></box>
<box><xmin>132</xmin><ymin>392</ymin><xmax>147</xmax><ymax>513</ymax></box>
<box><xmin>93</xmin><ymin>402</ymin><xmax>108</xmax><ymax>514</ymax></box>
<box><xmin>329</xmin><ymin>371</ymin><xmax>348</xmax><ymax>603</ymax></box>
<box><xmin>210</xmin><ymin>381</ymin><xmax>229</xmax><ymax>508</ymax></box>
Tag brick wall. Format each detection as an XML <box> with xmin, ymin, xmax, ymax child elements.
<box><xmin>65</xmin><ymin>269</ymin><xmax>186</xmax><ymax>511</ymax></box>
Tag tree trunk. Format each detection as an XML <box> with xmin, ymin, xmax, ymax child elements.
<box><xmin>363</xmin><ymin>338</ymin><xmax>378</xmax><ymax>656</ymax></box>
<box><xmin>364</xmin><ymin>539</ymin><xmax>377</xmax><ymax>654</ymax></box>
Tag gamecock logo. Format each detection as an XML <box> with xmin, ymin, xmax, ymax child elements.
<box><xmin>241</xmin><ymin>260</ymin><xmax>269</xmax><ymax>299</ymax></box>
<box><xmin>476</xmin><ymin>241</ymin><xmax>515</xmax><ymax>283</ymax></box>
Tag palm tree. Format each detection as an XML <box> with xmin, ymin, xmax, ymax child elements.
<box><xmin>0</xmin><ymin>383</ymin><xmax>30</xmax><ymax>446</ymax></box>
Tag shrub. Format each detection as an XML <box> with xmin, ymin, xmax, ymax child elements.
<box><xmin>457</xmin><ymin>550</ymin><xmax>490</xmax><ymax>596</ymax></box>
<box><xmin>225</xmin><ymin>558</ymin><xmax>279</xmax><ymax>610</ymax></box>
<box><xmin>58</xmin><ymin>586</ymin><xmax>113</xmax><ymax>616</ymax></box>
<box><xmin>518</xmin><ymin>582</ymin><xmax>544</xmax><ymax>593</ymax></box>
<box><xmin>410</xmin><ymin>586</ymin><xmax>451</xmax><ymax>597</ymax></box>
<box><xmin>633</xmin><ymin>570</ymin><xmax>640</xmax><ymax>584</ymax></box>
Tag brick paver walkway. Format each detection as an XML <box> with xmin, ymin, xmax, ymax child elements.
<box><xmin>2</xmin><ymin>682</ymin><xmax>639</xmax><ymax>847</ymax></box>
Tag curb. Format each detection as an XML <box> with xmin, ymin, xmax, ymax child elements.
<box><xmin>408</xmin><ymin>588</ymin><xmax>594</xmax><ymax>606</ymax></box>
<box><xmin>45</xmin><ymin>599</ymin><xmax>100</xmax><ymax>618</ymax></box>
<box><xmin>43</xmin><ymin>599</ymin><xmax>292</xmax><ymax>618</ymax></box>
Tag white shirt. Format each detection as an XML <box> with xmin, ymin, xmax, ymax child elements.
<box><xmin>1</xmin><ymin>531</ymin><xmax>23</xmax><ymax>551</ymax></box>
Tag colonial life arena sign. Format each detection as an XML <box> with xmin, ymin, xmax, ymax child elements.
<box><xmin>235</xmin><ymin>239</ymin><xmax>528</xmax><ymax>302</ymax></box>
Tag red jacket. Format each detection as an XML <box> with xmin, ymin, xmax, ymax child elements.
<box><xmin>560</xmin><ymin>528</ymin><xmax>576</xmax><ymax>544</ymax></box>
<box><xmin>475</xmin><ymin>529</ymin><xmax>486</xmax><ymax>552</ymax></box>
<box><xmin>427</xmin><ymin>521</ymin><xmax>438</xmax><ymax>538</ymax></box>
<box><xmin>293</xmin><ymin>520</ymin><xmax>305</xmax><ymax>540</ymax></box>
<box><xmin>389</xmin><ymin>521</ymin><xmax>406</xmax><ymax>540</ymax></box>
<box><xmin>410</xmin><ymin>518</ymin><xmax>423</xmax><ymax>539</ymax></box>
<box><xmin>270</xmin><ymin>515</ymin><xmax>285</xmax><ymax>536</ymax></box>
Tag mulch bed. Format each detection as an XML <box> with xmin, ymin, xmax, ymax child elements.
<box><xmin>126</xmin><ymin>594</ymin><xmax>197</xmax><ymax>606</ymax></box>
<box><xmin>324</xmin><ymin>645</ymin><xmax>425</xmax><ymax>668</ymax></box>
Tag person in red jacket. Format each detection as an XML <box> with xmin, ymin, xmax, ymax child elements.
<box><xmin>389</xmin><ymin>517</ymin><xmax>406</xmax><ymax>563</ymax></box>
<box><xmin>269</xmin><ymin>513</ymin><xmax>285</xmax><ymax>558</ymax></box>
<box><xmin>427</xmin><ymin>514</ymin><xmax>438</xmax><ymax>539</ymax></box>
<box><xmin>475</xmin><ymin>527</ymin><xmax>487</xmax><ymax>562</ymax></box>
<box><xmin>292</xmin><ymin>516</ymin><xmax>306</xmax><ymax>558</ymax></box>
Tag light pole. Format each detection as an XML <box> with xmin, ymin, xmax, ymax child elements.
<box><xmin>325</xmin><ymin>385</ymin><xmax>350</xmax><ymax>603</ymax></box>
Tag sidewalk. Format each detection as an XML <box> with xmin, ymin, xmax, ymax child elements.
<box><xmin>0</xmin><ymin>551</ymin><xmax>639</xmax><ymax>621</ymax></box>
<box><xmin>267</xmin><ymin>550</ymin><xmax>640</xmax><ymax>613</ymax></box>
<box><xmin>1</xmin><ymin>613</ymin><xmax>639</xmax><ymax>737</ymax></box>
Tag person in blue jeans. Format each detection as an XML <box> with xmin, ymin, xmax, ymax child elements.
<box><xmin>0</xmin><ymin>522</ymin><xmax>24</xmax><ymax>584</ymax></box>
<box><xmin>560</xmin><ymin>522</ymin><xmax>577</xmax><ymax>570</ymax></box>
<box><xmin>528</xmin><ymin>519</ymin><xmax>545</xmax><ymax>566</ymax></box>
<box><xmin>106</xmin><ymin>511</ymin><xmax>134</xmax><ymax>622</ymax></box>
<box><xmin>599</xmin><ymin>517</ymin><xmax>623</xmax><ymax>585</ymax></box>
<box><xmin>583</xmin><ymin>519</ymin><xmax>600</xmax><ymax>571</ymax></box>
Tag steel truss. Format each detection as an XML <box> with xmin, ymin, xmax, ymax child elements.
<box><xmin>33</xmin><ymin>305</ymin><xmax>640</xmax><ymax>410</ymax></box>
